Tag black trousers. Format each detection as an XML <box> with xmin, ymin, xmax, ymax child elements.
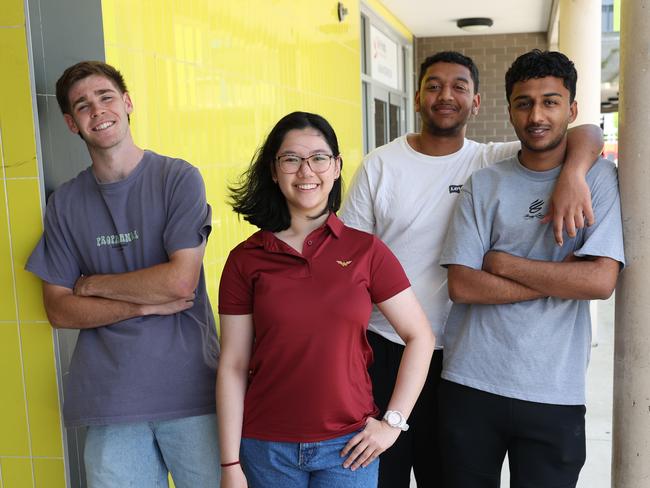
<box><xmin>438</xmin><ymin>380</ymin><xmax>586</xmax><ymax>488</ymax></box>
<box><xmin>367</xmin><ymin>330</ymin><xmax>444</xmax><ymax>488</ymax></box>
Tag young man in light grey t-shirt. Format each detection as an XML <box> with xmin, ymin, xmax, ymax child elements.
<box><xmin>440</xmin><ymin>50</ymin><xmax>624</xmax><ymax>487</ymax></box>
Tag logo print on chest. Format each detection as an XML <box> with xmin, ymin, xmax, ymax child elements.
<box><xmin>449</xmin><ymin>185</ymin><xmax>463</xmax><ymax>194</ymax></box>
<box><xmin>525</xmin><ymin>199</ymin><xmax>545</xmax><ymax>220</ymax></box>
<box><xmin>336</xmin><ymin>260</ymin><xmax>352</xmax><ymax>267</ymax></box>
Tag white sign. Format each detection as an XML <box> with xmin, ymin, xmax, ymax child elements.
<box><xmin>370</xmin><ymin>25</ymin><xmax>399</xmax><ymax>90</ymax></box>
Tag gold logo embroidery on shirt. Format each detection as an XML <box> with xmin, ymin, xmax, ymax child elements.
<box><xmin>336</xmin><ymin>260</ymin><xmax>352</xmax><ymax>267</ymax></box>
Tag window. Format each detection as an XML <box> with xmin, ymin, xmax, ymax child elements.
<box><xmin>602</xmin><ymin>0</ymin><xmax>614</xmax><ymax>32</ymax></box>
<box><xmin>360</xmin><ymin>8</ymin><xmax>413</xmax><ymax>153</ymax></box>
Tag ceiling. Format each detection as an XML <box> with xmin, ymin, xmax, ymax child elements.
<box><xmin>379</xmin><ymin>0</ymin><xmax>554</xmax><ymax>38</ymax></box>
<box><xmin>379</xmin><ymin>0</ymin><xmax>618</xmax><ymax>110</ymax></box>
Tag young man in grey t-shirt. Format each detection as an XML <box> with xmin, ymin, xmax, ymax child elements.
<box><xmin>26</xmin><ymin>62</ymin><xmax>220</xmax><ymax>487</ymax></box>
<box><xmin>439</xmin><ymin>50</ymin><xmax>624</xmax><ymax>487</ymax></box>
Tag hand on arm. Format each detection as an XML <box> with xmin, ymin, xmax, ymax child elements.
<box><xmin>74</xmin><ymin>243</ymin><xmax>205</xmax><ymax>304</ymax></box>
<box><xmin>216</xmin><ymin>314</ymin><xmax>254</xmax><ymax>488</ymax></box>
<box><xmin>42</xmin><ymin>282</ymin><xmax>194</xmax><ymax>329</ymax></box>
<box><xmin>340</xmin><ymin>288</ymin><xmax>435</xmax><ymax>470</ymax></box>
<box><xmin>482</xmin><ymin>250</ymin><xmax>620</xmax><ymax>300</ymax></box>
<box><xmin>544</xmin><ymin>124</ymin><xmax>603</xmax><ymax>244</ymax></box>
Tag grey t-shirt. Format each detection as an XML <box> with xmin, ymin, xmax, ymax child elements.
<box><xmin>439</xmin><ymin>156</ymin><xmax>624</xmax><ymax>405</ymax></box>
<box><xmin>26</xmin><ymin>150</ymin><xmax>220</xmax><ymax>427</ymax></box>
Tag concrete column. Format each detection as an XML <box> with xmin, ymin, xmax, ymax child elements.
<box><xmin>559</xmin><ymin>0</ymin><xmax>601</xmax><ymax>125</ymax></box>
<box><xmin>612</xmin><ymin>2</ymin><xmax>650</xmax><ymax>486</ymax></box>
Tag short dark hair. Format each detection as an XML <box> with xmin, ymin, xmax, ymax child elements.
<box><xmin>229</xmin><ymin>111</ymin><xmax>343</xmax><ymax>232</ymax></box>
<box><xmin>505</xmin><ymin>49</ymin><xmax>577</xmax><ymax>103</ymax></box>
<box><xmin>418</xmin><ymin>51</ymin><xmax>480</xmax><ymax>93</ymax></box>
<box><xmin>56</xmin><ymin>61</ymin><xmax>128</xmax><ymax>115</ymax></box>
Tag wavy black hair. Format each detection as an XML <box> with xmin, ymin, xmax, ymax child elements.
<box><xmin>505</xmin><ymin>49</ymin><xmax>577</xmax><ymax>103</ymax></box>
<box><xmin>229</xmin><ymin>111</ymin><xmax>343</xmax><ymax>232</ymax></box>
<box><xmin>418</xmin><ymin>51</ymin><xmax>480</xmax><ymax>93</ymax></box>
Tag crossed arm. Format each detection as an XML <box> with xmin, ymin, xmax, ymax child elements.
<box><xmin>447</xmin><ymin>251</ymin><xmax>620</xmax><ymax>305</ymax></box>
<box><xmin>43</xmin><ymin>244</ymin><xmax>205</xmax><ymax>329</ymax></box>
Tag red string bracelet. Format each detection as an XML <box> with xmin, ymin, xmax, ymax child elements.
<box><xmin>220</xmin><ymin>460</ymin><xmax>240</xmax><ymax>468</ymax></box>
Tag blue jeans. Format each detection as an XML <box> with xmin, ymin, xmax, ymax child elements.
<box><xmin>240</xmin><ymin>430</ymin><xmax>379</xmax><ymax>488</ymax></box>
<box><xmin>84</xmin><ymin>413</ymin><xmax>220</xmax><ymax>488</ymax></box>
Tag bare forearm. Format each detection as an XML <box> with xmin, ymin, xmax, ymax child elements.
<box><xmin>386</xmin><ymin>335</ymin><xmax>434</xmax><ymax>418</ymax></box>
<box><xmin>75</xmin><ymin>245</ymin><xmax>205</xmax><ymax>304</ymax></box>
<box><xmin>75</xmin><ymin>262</ymin><xmax>192</xmax><ymax>304</ymax></box>
<box><xmin>45</xmin><ymin>293</ymin><xmax>144</xmax><ymax>329</ymax></box>
<box><xmin>43</xmin><ymin>281</ymin><xmax>195</xmax><ymax>329</ymax></box>
<box><xmin>448</xmin><ymin>265</ymin><xmax>545</xmax><ymax>304</ymax></box>
<box><xmin>486</xmin><ymin>253</ymin><xmax>618</xmax><ymax>300</ymax></box>
<box><xmin>565</xmin><ymin>124</ymin><xmax>603</xmax><ymax>174</ymax></box>
<box><xmin>216</xmin><ymin>365</ymin><xmax>248</xmax><ymax>464</ymax></box>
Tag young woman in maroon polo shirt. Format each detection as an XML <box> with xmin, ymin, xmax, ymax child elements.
<box><xmin>216</xmin><ymin>111</ymin><xmax>435</xmax><ymax>488</ymax></box>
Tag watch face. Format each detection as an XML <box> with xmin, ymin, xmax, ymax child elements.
<box><xmin>387</xmin><ymin>412</ymin><xmax>401</xmax><ymax>425</ymax></box>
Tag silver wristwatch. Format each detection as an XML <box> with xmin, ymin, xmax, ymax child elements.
<box><xmin>382</xmin><ymin>410</ymin><xmax>409</xmax><ymax>431</ymax></box>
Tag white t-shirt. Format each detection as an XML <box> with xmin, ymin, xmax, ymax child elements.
<box><xmin>340</xmin><ymin>134</ymin><xmax>519</xmax><ymax>347</ymax></box>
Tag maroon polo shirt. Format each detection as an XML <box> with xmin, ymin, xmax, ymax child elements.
<box><xmin>219</xmin><ymin>213</ymin><xmax>410</xmax><ymax>442</ymax></box>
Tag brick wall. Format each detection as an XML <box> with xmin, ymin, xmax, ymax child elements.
<box><xmin>414</xmin><ymin>32</ymin><xmax>547</xmax><ymax>143</ymax></box>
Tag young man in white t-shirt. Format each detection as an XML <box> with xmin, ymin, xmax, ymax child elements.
<box><xmin>340</xmin><ymin>51</ymin><xmax>603</xmax><ymax>488</ymax></box>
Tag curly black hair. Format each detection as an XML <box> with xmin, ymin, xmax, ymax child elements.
<box><xmin>505</xmin><ymin>49</ymin><xmax>577</xmax><ymax>103</ymax></box>
<box><xmin>418</xmin><ymin>51</ymin><xmax>480</xmax><ymax>93</ymax></box>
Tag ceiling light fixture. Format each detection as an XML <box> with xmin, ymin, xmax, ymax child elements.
<box><xmin>457</xmin><ymin>17</ymin><xmax>494</xmax><ymax>32</ymax></box>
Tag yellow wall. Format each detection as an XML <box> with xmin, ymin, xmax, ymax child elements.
<box><xmin>0</xmin><ymin>1</ymin><xmax>66</xmax><ymax>487</ymax></box>
<box><xmin>1</xmin><ymin>1</ymin><xmax>409</xmax><ymax>486</ymax></box>
<box><xmin>101</xmin><ymin>0</ymin><xmax>366</xmax><ymax>302</ymax></box>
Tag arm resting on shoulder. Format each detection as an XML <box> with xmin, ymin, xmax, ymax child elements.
<box><xmin>447</xmin><ymin>264</ymin><xmax>545</xmax><ymax>305</ymax></box>
<box><xmin>43</xmin><ymin>282</ymin><xmax>194</xmax><ymax>329</ymax></box>
<box><xmin>483</xmin><ymin>251</ymin><xmax>620</xmax><ymax>300</ymax></box>
<box><xmin>547</xmin><ymin>124</ymin><xmax>604</xmax><ymax>244</ymax></box>
<box><xmin>74</xmin><ymin>243</ymin><xmax>205</xmax><ymax>305</ymax></box>
<box><xmin>216</xmin><ymin>314</ymin><xmax>254</xmax><ymax>486</ymax></box>
<box><xmin>341</xmin><ymin>287</ymin><xmax>435</xmax><ymax>470</ymax></box>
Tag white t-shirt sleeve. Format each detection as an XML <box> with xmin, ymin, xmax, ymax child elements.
<box><xmin>340</xmin><ymin>162</ymin><xmax>375</xmax><ymax>233</ymax></box>
<box><xmin>480</xmin><ymin>141</ymin><xmax>520</xmax><ymax>168</ymax></box>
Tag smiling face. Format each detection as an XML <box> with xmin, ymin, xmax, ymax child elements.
<box><xmin>508</xmin><ymin>76</ymin><xmax>577</xmax><ymax>156</ymax></box>
<box><xmin>415</xmin><ymin>61</ymin><xmax>480</xmax><ymax>138</ymax></box>
<box><xmin>273</xmin><ymin>128</ymin><xmax>341</xmax><ymax>219</ymax></box>
<box><xmin>63</xmin><ymin>74</ymin><xmax>133</xmax><ymax>151</ymax></box>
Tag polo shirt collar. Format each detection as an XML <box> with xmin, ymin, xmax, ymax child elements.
<box><xmin>324</xmin><ymin>212</ymin><xmax>344</xmax><ymax>238</ymax></box>
<box><xmin>241</xmin><ymin>212</ymin><xmax>344</xmax><ymax>252</ymax></box>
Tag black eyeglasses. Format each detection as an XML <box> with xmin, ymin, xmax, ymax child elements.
<box><xmin>275</xmin><ymin>153</ymin><xmax>335</xmax><ymax>174</ymax></box>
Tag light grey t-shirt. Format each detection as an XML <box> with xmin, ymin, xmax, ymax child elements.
<box><xmin>439</xmin><ymin>156</ymin><xmax>624</xmax><ymax>405</ymax></box>
<box><xmin>26</xmin><ymin>150</ymin><xmax>220</xmax><ymax>427</ymax></box>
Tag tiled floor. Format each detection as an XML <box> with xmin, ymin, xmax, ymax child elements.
<box><xmin>410</xmin><ymin>296</ymin><xmax>615</xmax><ymax>487</ymax></box>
